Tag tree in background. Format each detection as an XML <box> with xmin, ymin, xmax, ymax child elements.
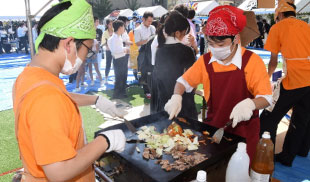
<box><xmin>124</xmin><ymin>0</ymin><xmax>140</xmax><ymax>11</ymax></box>
<box><xmin>88</xmin><ymin>0</ymin><xmax>112</xmax><ymax>20</ymax></box>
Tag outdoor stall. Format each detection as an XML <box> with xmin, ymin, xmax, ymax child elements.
<box><xmin>136</xmin><ymin>5</ymin><xmax>168</xmax><ymax>18</ymax></box>
<box><xmin>104</xmin><ymin>9</ymin><xmax>134</xmax><ymax>21</ymax></box>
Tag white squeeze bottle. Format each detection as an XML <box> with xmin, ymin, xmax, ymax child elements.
<box><xmin>226</xmin><ymin>142</ymin><xmax>251</xmax><ymax>182</ymax></box>
<box><xmin>191</xmin><ymin>170</ymin><xmax>207</xmax><ymax>182</ymax></box>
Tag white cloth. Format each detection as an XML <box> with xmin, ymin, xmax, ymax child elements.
<box><xmin>230</xmin><ymin>98</ymin><xmax>256</xmax><ymax>128</ymax></box>
<box><xmin>151</xmin><ymin>36</ymin><xmax>159</xmax><ymax>66</ymax></box>
<box><xmin>134</xmin><ymin>23</ymin><xmax>156</xmax><ymax>48</ymax></box>
<box><xmin>151</xmin><ymin>35</ymin><xmax>182</xmax><ymax>66</ymax></box>
<box><xmin>100</xmin><ymin>129</ymin><xmax>126</xmax><ymax>153</ymax></box>
<box><xmin>92</xmin><ymin>39</ymin><xmax>98</xmax><ymax>52</ymax></box>
<box><xmin>95</xmin><ymin>95</ymin><xmax>126</xmax><ymax>117</ymax></box>
<box><xmin>107</xmin><ymin>33</ymin><xmax>127</xmax><ymax>59</ymax></box>
<box><xmin>32</xmin><ymin>27</ymin><xmax>38</xmax><ymax>43</ymax></box>
<box><xmin>17</xmin><ymin>27</ymin><xmax>26</xmax><ymax>38</ymax></box>
<box><xmin>164</xmin><ymin>94</ymin><xmax>183</xmax><ymax>120</ymax></box>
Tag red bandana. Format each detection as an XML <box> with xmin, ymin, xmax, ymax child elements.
<box><xmin>205</xmin><ymin>5</ymin><xmax>246</xmax><ymax>36</ymax></box>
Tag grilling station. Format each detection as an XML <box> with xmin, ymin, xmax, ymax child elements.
<box><xmin>94</xmin><ymin>111</ymin><xmax>244</xmax><ymax>182</ymax></box>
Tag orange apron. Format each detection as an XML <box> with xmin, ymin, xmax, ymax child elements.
<box><xmin>13</xmin><ymin>80</ymin><xmax>95</xmax><ymax>182</ymax></box>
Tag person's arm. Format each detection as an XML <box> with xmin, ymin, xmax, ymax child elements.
<box><xmin>135</xmin><ymin>39</ymin><xmax>148</xmax><ymax>46</ymax></box>
<box><xmin>174</xmin><ymin>82</ymin><xmax>186</xmax><ymax>96</ymax></box>
<box><xmin>268</xmin><ymin>52</ymin><xmax>278</xmax><ymax>78</ymax></box>
<box><xmin>252</xmin><ymin>97</ymin><xmax>270</xmax><ymax>110</ymax></box>
<box><xmin>42</xmin><ymin>136</ymin><xmax>108</xmax><ymax>182</ymax></box>
<box><xmin>69</xmin><ymin>93</ymin><xmax>97</xmax><ymax>106</ymax></box>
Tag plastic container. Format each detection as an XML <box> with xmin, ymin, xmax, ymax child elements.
<box><xmin>250</xmin><ymin>131</ymin><xmax>274</xmax><ymax>182</ymax></box>
<box><xmin>225</xmin><ymin>142</ymin><xmax>251</xmax><ymax>182</ymax></box>
<box><xmin>190</xmin><ymin>170</ymin><xmax>207</xmax><ymax>182</ymax></box>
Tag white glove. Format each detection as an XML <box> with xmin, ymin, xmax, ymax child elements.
<box><xmin>164</xmin><ymin>94</ymin><xmax>182</xmax><ymax>120</ymax></box>
<box><xmin>229</xmin><ymin>98</ymin><xmax>256</xmax><ymax>128</ymax></box>
<box><xmin>100</xmin><ymin>129</ymin><xmax>126</xmax><ymax>153</ymax></box>
<box><xmin>95</xmin><ymin>95</ymin><xmax>126</xmax><ymax>117</ymax></box>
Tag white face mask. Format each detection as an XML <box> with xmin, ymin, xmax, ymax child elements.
<box><xmin>209</xmin><ymin>43</ymin><xmax>234</xmax><ymax>61</ymax></box>
<box><xmin>209</xmin><ymin>37</ymin><xmax>236</xmax><ymax>61</ymax></box>
<box><xmin>61</xmin><ymin>46</ymin><xmax>83</xmax><ymax>75</ymax></box>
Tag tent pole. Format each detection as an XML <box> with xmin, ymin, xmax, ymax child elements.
<box><xmin>297</xmin><ymin>1</ymin><xmax>310</xmax><ymax>13</ymax></box>
<box><xmin>24</xmin><ymin>0</ymin><xmax>35</xmax><ymax>57</ymax></box>
<box><xmin>33</xmin><ymin>0</ymin><xmax>54</xmax><ymax>17</ymax></box>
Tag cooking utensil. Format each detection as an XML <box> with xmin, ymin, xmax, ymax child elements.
<box><xmin>212</xmin><ymin>120</ymin><xmax>233</xmax><ymax>144</ymax></box>
<box><xmin>95</xmin><ymin>111</ymin><xmax>244</xmax><ymax>182</ymax></box>
<box><xmin>126</xmin><ymin>139</ymin><xmax>146</xmax><ymax>143</ymax></box>
<box><xmin>120</xmin><ymin>117</ymin><xmax>137</xmax><ymax>134</ymax></box>
<box><xmin>104</xmin><ymin>116</ymin><xmax>137</xmax><ymax>134</ymax></box>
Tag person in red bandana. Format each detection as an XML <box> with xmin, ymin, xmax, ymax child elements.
<box><xmin>164</xmin><ymin>5</ymin><xmax>272</xmax><ymax>161</ymax></box>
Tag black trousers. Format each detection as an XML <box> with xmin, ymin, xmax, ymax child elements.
<box><xmin>105</xmin><ymin>50</ymin><xmax>113</xmax><ymax>77</ymax></box>
<box><xmin>260</xmin><ymin>84</ymin><xmax>310</xmax><ymax>158</ymax></box>
<box><xmin>113</xmin><ymin>56</ymin><xmax>128</xmax><ymax>98</ymax></box>
<box><xmin>18</xmin><ymin>36</ymin><xmax>29</xmax><ymax>54</ymax></box>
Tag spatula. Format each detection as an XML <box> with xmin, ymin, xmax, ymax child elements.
<box><xmin>212</xmin><ymin>120</ymin><xmax>233</xmax><ymax>144</ymax></box>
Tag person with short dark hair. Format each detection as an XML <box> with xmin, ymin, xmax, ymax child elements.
<box><xmin>12</xmin><ymin>0</ymin><xmax>126</xmax><ymax>181</ymax></box>
<box><xmin>134</xmin><ymin>11</ymin><xmax>156</xmax><ymax>99</ymax></box>
<box><xmin>165</xmin><ymin>6</ymin><xmax>272</xmax><ymax>162</ymax></box>
<box><xmin>108</xmin><ymin>20</ymin><xmax>130</xmax><ymax>99</ymax></box>
<box><xmin>151</xmin><ymin>11</ymin><xmax>197</xmax><ymax>119</ymax></box>
<box><xmin>260</xmin><ymin>0</ymin><xmax>310</xmax><ymax>167</ymax></box>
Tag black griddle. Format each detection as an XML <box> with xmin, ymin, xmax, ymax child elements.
<box><xmin>95</xmin><ymin>111</ymin><xmax>245</xmax><ymax>182</ymax></box>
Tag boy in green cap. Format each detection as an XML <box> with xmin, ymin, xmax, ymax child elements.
<box><xmin>13</xmin><ymin>0</ymin><xmax>126</xmax><ymax>181</ymax></box>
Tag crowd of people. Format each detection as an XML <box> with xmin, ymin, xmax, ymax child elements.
<box><xmin>0</xmin><ymin>20</ymin><xmax>39</xmax><ymax>54</ymax></box>
<box><xmin>11</xmin><ymin>0</ymin><xmax>310</xmax><ymax>181</ymax></box>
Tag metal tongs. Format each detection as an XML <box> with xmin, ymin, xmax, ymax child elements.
<box><xmin>212</xmin><ymin>120</ymin><xmax>233</xmax><ymax>144</ymax></box>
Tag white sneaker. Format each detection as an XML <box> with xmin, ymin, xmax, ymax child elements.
<box><xmin>81</xmin><ymin>82</ymin><xmax>88</xmax><ymax>87</ymax></box>
<box><xmin>73</xmin><ymin>87</ymin><xmax>81</xmax><ymax>92</ymax></box>
<box><xmin>90</xmin><ymin>80</ymin><xmax>95</xmax><ymax>86</ymax></box>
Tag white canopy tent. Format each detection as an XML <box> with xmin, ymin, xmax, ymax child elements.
<box><xmin>0</xmin><ymin>0</ymin><xmax>58</xmax><ymax>21</ymax></box>
<box><xmin>104</xmin><ymin>9</ymin><xmax>133</xmax><ymax>20</ymax></box>
<box><xmin>239</xmin><ymin>0</ymin><xmax>310</xmax><ymax>13</ymax></box>
<box><xmin>238</xmin><ymin>0</ymin><xmax>257</xmax><ymax>11</ymax></box>
<box><xmin>195</xmin><ymin>1</ymin><xmax>219</xmax><ymax>16</ymax></box>
<box><xmin>296</xmin><ymin>0</ymin><xmax>310</xmax><ymax>13</ymax></box>
<box><xmin>136</xmin><ymin>5</ymin><xmax>168</xmax><ymax>18</ymax></box>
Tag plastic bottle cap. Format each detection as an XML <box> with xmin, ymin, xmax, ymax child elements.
<box><xmin>237</xmin><ymin>142</ymin><xmax>247</xmax><ymax>152</ymax></box>
<box><xmin>262</xmin><ymin>131</ymin><xmax>271</xmax><ymax>139</ymax></box>
<box><xmin>196</xmin><ymin>170</ymin><xmax>207</xmax><ymax>182</ymax></box>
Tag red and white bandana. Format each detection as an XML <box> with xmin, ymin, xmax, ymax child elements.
<box><xmin>205</xmin><ymin>5</ymin><xmax>246</xmax><ymax>36</ymax></box>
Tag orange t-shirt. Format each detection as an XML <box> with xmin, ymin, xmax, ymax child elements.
<box><xmin>182</xmin><ymin>47</ymin><xmax>272</xmax><ymax>102</ymax></box>
<box><xmin>13</xmin><ymin>67</ymin><xmax>81</xmax><ymax>178</ymax></box>
<box><xmin>264</xmin><ymin>18</ymin><xmax>310</xmax><ymax>90</ymax></box>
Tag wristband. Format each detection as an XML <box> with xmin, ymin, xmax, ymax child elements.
<box><xmin>95</xmin><ymin>96</ymin><xmax>100</xmax><ymax>105</ymax></box>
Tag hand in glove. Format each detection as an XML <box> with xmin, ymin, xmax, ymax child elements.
<box><xmin>99</xmin><ymin>129</ymin><xmax>126</xmax><ymax>153</ymax></box>
<box><xmin>164</xmin><ymin>94</ymin><xmax>182</xmax><ymax>120</ymax></box>
<box><xmin>229</xmin><ymin>98</ymin><xmax>256</xmax><ymax>128</ymax></box>
<box><xmin>95</xmin><ymin>95</ymin><xmax>127</xmax><ymax>118</ymax></box>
